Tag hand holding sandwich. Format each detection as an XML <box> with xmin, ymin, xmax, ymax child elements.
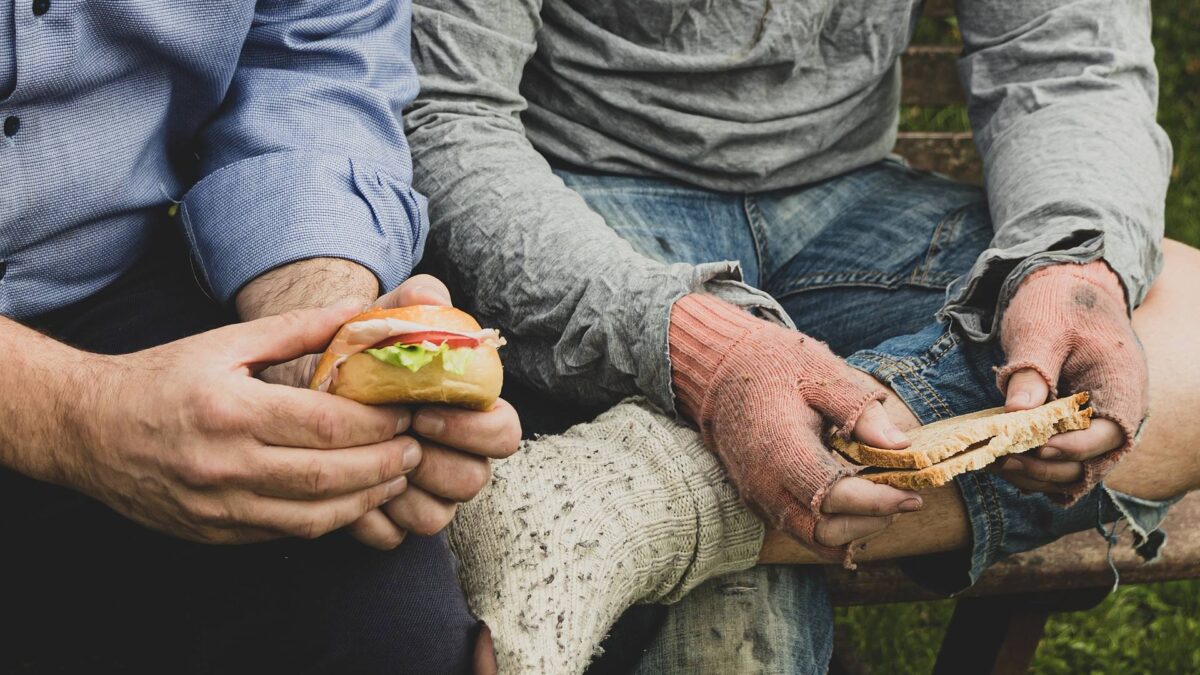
<box><xmin>0</xmin><ymin>303</ymin><xmax>419</xmax><ymax>544</ymax></box>
<box><xmin>238</xmin><ymin>263</ymin><xmax>520</xmax><ymax>550</ymax></box>
<box><xmin>669</xmin><ymin>294</ymin><xmax>923</xmax><ymax>560</ymax></box>
<box><xmin>996</xmin><ymin>260</ymin><xmax>1148</xmax><ymax>502</ymax></box>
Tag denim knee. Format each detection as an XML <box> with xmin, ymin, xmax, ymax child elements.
<box><xmin>847</xmin><ymin>322</ymin><xmax>1179</xmax><ymax>596</ymax></box>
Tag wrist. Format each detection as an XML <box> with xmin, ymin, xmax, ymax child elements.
<box><xmin>669</xmin><ymin>294</ymin><xmax>780</xmax><ymax>420</ymax></box>
<box><xmin>236</xmin><ymin>257</ymin><xmax>380</xmax><ymax>322</ymax></box>
<box><xmin>1022</xmin><ymin>260</ymin><xmax>1127</xmax><ymax>311</ymax></box>
<box><xmin>47</xmin><ymin>350</ymin><xmax>124</xmax><ymax>489</ymax></box>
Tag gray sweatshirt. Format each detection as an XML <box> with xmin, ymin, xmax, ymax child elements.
<box><xmin>406</xmin><ymin>0</ymin><xmax>1171</xmax><ymax>413</ymax></box>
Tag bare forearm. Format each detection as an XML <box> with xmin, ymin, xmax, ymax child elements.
<box><xmin>235</xmin><ymin>258</ymin><xmax>379</xmax><ymax>322</ymax></box>
<box><xmin>758</xmin><ymin>484</ymin><xmax>970</xmax><ymax>564</ymax></box>
<box><xmin>0</xmin><ymin>317</ymin><xmax>106</xmax><ymax>483</ymax></box>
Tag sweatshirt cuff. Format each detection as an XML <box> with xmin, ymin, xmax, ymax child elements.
<box><xmin>180</xmin><ymin>151</ymin><xmax>428</xmax><ymax>304</ymax></box>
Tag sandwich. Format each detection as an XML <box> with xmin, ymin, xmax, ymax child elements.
<box><xmin>829</xmin><ymin>393</ymin><xmax>1092</xmax><ymax>490</ymax></box>
<box><xmin>309</xmin><ymin>305</ymin><xmax>505</xmax><ymax>410</ymax></box>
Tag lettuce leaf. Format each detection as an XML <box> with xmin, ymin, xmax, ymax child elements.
<box><xmin>365</xmin><ymin>343</ymin><xmax>475</xmax><ymax>375</ymax></box>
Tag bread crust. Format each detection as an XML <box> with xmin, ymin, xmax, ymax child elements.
<box><xmin>330</xmin><ymin>348</ymin><xmax>502</xmax><ymax>410</ymax></box>
<box><xmin>830</xmin><ymin>392</ymin><xmax>1090</xmax><ymax>469</ymax></box>
<box><xmin>832</xmin><ymin>393</ymin><xmax>1092</xmax><ymax>489</ymax></box>
<box><xmin>310</xmin><ymin>306</ymin><xmax>502</xmax><ymax>409</ymax></box>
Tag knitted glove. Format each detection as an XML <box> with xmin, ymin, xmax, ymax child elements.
<box><xmin>669</xmin><ymin>293</ymin><xmax>887</xmax><ymax>559</ymax></box>
<box><xmin>996</xmin><ymin>260</ymin><xmax>1148</xmax><ymax>504</ymax></box>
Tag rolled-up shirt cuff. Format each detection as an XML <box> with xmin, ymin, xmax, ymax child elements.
<box><xmin>180</xmin><ymin>150</ymin><xmax>428</xmax><ymax>304</ymax></box>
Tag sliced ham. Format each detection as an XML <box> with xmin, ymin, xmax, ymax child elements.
<box><xmin>314</xmin><ymin>318</ymin><xmax>504</xmax><ymax>392</ymax></box>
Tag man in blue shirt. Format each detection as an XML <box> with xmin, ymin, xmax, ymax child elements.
<box><xmin>0</xmin><ymin>2</ymin><xmax>517</xmax><ymax>671</ymax></box>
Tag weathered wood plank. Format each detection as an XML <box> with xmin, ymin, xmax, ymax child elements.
<box><xmin>901</xmin><ymin>45</ymin><xmax>963</xmax><ymax>106</ymax></box>
<box><xmin>827</xmin><ymin>491</ymin><xmax>1200</xmax><ymax>606</ymax></box>
<box><xmin>922</xmin><ymin>0</ymin><xmax>956</xmax><ymax>19</ymax></box>
<box><xmin>893</xmin><ymin>131</ymin><xmax>982</xmax><ymax>184</ymax></box>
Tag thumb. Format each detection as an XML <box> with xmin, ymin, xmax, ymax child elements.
<box><xmin>374</xmin><ymin>274</ymin><xmax>453</xmax><ymax>310</ymax></box>
<box><xmin>1002</xmin><ymin>367</ymin><xmax>1053</xmax><ymax>412</ymax></box>
<box><xmin>223</xmin><ymin>299</ymin><xmax>363</xmax><ymax>370</ymax></box>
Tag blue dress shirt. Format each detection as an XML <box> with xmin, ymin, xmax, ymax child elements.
<box><xmin>0</xmin><ymin>0</ymin><xmax>427</xmax><ymax>319</ymax></box>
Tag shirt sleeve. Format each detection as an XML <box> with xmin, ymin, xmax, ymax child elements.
<box><xmin>939</xmin><ymin>0</ymin><xmax>1172</xmax><ymax>340</ymax></box>
<box><xmin>407</xmin><ymin>0</ymin><xmax>789</xmax><ymax>411</ymax></box>
<box><xmin>180</xmin><ymin>0</ymin><xmax>428</xmax><ymax>304</ymax></box>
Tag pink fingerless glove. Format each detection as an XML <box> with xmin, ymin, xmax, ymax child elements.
<box><xmin>996</xmin><ymin>261</ymin><xmax>1149</xmax><ymax>504</ymax></box>
<box><xmin>669</xmin><ymin>293</ymin><xmax>886</xmax><ymax>559</ymax></box>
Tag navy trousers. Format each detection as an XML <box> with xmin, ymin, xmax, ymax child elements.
<box><xmin>1</xmin><ymin>231</ymin><xmax>477</xmax><ymax>674</ymax></box>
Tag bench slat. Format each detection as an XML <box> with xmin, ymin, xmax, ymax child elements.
<box><xmin>922</xmin><ymin>0</ymin><xmax>956</xmax><ymax>19</ymax></box>
<box><xmin>893</xmin><ymin>131</ymin><xmax>982</xmax><ymax>184</ymax></box>
<box><xmin>901</xmin><ymin>45</ymin><xmax>963</xmax><ymax>107</ymax></box>
<box><xmin>827</xmin><ymin>492</ymin><xmax>1200</xmax><ymax>606</ymax></box>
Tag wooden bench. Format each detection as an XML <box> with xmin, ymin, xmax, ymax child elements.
<box><xmin>828</xmin><ymin>3</ymin><xmax>1200</xmax><ymax>672</ymax></box>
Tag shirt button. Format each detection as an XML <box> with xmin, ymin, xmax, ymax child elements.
<box><xmin>32</xmin><ymin>0</ymin><xmax>50</xmax><ymax>16</ymax></box>
<box><xmin>3</xmin><ymin>116</ymin><xmax>18</xmax><ymax>137</ymax></box>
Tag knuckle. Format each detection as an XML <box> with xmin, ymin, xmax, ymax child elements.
<box><xmin>302</xmin><ymin>458</ymin><xmax>334</xmax><ymax>496</ymax></box>
<box><xmin>297</xmin><ymin>513</ymin><xmax>338</xmax><ymax>540</ymax></box>
<box><xmin>460</xmin><ymin>459</ymin><xmax>492</xmax><ymax>498</ymax></box>
<box><xmin>190</xmin><ymin>390</ymin><xmax>246</xmax><ymax>433</ymax></box>
<box><xmin>308</xmin><ymin>406</ymin><xmax>346</xmax><ymax>447</ymax></box>
<box><xmin>188</xmin><ymin>498</ymin><xmax>236</xmax><ymax>528</ymax></box>
<box><xmin>178</xmin><ymin>455</ymin><xmax>231</xmax><ymax>489</ymax></box>
<box><xmin>410</xmin><ymin>505</ymin><xmax>455</xmax><ymax>536</ymax></box>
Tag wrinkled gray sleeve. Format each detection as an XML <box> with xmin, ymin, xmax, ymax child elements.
<box><xmin>940</xmin><ymin>0</ymin><xmax>1172</xmax><ymax>340</ymax></box>
<box><xmin>404</xmin><ymin>0</ymin><xmax>788</xmax><ymax>411</ymax></box>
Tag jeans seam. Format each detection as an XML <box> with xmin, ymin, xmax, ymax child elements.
<box><xmin>852</xmin><ymin>352</ymin><xmax>956</xmax><ymax>420</ymax></box>
<box><xmin>772</xmin><ymin>271</ymin><xmax>961</xmax><ymax>299</ymax></box>
<box><xmin>742</xmin><ymin>195</ymin><xmax>769</xmax><ymax>287</ymax></box>
<box><xmin>912</xmin><ymin>206</ymin><xmax>965</xmax><ymax>286</ymax></box>
<box><xmin>961</xmin><ymin>472</ymin><xmax>1006</xmax><ymax>577</ymax></box>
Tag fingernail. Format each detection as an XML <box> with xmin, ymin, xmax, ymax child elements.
<box><xmin>1004</xmin><ymin>457</ymin><xmax>1023</xmax><ymax>471</ymax></box>
<box><xmin>884</xmin><ymin>426</ymin><xmax>909</xmax><ymax>446</ymax></box>
<box><xmin>420</xmin><ymin>284</ymin><xmax>453</xmax><ymax>305</ymax></box>
<box><xmin>1011</xmin><ymin>391</ymin><xmax>1031</xmax><ymax>407</ymax></box>
<box><xmin>402</xmin><ymin>440</ymin><xmax>422</xmax><ymax>469</ymax></box>
<box><xmin>413</xmin><ymin>411</ymin><xmax>445</xmax><ymax>437</ymax></box>
<box><xmin>385</xmin><ymin>476</ymin><xmax>408</xmax><ymax>498</ymax></box>
<box><xmin>395</xmin><ymin>409</ymin><xmax>412</xmax><ymax>435</ymax></box>
<box><xmin>899</xmin><ymin>497</ymin><xmax>923</xmax><ymax>512</ymax></box>
<box><xmin>1040</xmin><ymin>446</ymin><xmax>1061</xmax><ymax>459</ymax></box>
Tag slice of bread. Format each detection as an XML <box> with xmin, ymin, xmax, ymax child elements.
<box><xmin>829</xmin><ymin>392</ymin><xmax>1091</xmax><ymax>470</ymax></box>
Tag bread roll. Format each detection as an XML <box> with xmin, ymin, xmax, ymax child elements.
<box><xmin>309</xmin><ymin>306</ymin><xmax>503</xmax><ymax>410</ymax></box>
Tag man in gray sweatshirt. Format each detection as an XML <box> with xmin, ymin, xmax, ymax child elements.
<box><xmin>406</xmin><ymin>0</ymin><xmax>1193</xmax><ymax>670</ymax></box>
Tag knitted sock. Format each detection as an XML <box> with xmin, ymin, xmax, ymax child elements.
<box><xmin>996</xmin><ymin>260</ymin><xmax>1149</xmax><ymax>504</ymax></box>
<box><xmin>447</xmin><ymin>398</ymin><xmax>765</xmax><ymax>674</ymax></box>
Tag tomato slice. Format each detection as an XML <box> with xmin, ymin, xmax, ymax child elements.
<box><xmin>370</xmin><ymin>331</ymin><xmax>479</xmax><ymax>350</ymax></box>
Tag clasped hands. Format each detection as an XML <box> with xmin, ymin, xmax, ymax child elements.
<box><xmin>57</xmin><ymin>273</ymin><xmax>519</xmax><ymax>549</ymax></box>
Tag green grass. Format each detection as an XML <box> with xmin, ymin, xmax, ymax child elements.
<box><xmin>838</xmin><ymin>3</ymin><xmax>1200</xmax><ymax>672</ymax></box>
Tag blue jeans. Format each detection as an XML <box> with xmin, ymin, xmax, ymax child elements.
<box><xmin>556</xmin><ymin>160</ymin><xmax>1177</xmax><ymax>674</ymax></box>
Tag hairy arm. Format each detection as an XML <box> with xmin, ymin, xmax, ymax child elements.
<box><xmin>0</xmin><ymin>318</ymin><xmax>105</xmax><ymax>484</ymax></box>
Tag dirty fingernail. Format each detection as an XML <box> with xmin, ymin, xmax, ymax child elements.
<box><xmin>1004</xmin><ymin>457</ymin><xmax>1023</xmax><ymax>471</ymax></box>
<box><xmin>899</xmin><ymin>498</ymin><xmax>923</xmax><ymax>512</ymax></box>
<box><xmin>1040</xmin><ymin>446</ymin><xmax>1061</xmax><ymax>459</ymax></box>
<box><xmin>413</xmin><ymin>411</ymin><xmax>445</xmax><ymax>437</ymax></box>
